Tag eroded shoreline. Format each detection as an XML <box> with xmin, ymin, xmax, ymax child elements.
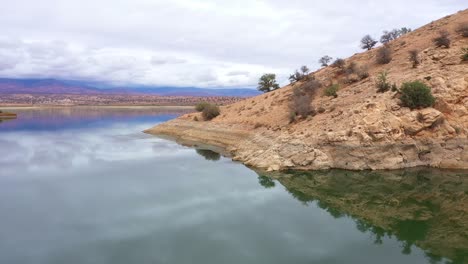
<box><xmin>144</xmin><ymin>119</ymin><xmax>468</xmax><ymax>171</ymax></box>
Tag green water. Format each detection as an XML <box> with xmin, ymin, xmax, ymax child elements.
<box><xmin>0</xmin><ymin>108</ymin><xmax>466</xmax><ymax>264</ymax></box>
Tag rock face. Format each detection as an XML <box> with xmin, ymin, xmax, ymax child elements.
<box><xmin>145</xmin><ymin>10</ymin><xmax>468</xmax><ymax>171</ymax></box>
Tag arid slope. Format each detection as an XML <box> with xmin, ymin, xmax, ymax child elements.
<box><xmin>146</xmin><ymin>10</ymin><xmax>468</xmax><ymax>171</ymax></box>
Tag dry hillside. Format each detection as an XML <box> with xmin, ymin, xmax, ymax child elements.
<box><xmin>146</xmin><ymin>9</ymin><xmax>468</xmax><ymax>171</ymax></box>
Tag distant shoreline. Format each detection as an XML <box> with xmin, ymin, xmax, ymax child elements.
<box><xmin>0</xmin><ymin>105</ymin><xmax>195</xmax><ymax>110</ymax></box>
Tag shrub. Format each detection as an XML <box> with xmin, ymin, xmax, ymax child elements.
<box><xmin>376</xmin><ymin>71</ymin><xmax>391</xmax><ymax>93</ymax></box>
<box><xmin>357</xmin><ymin>65</ymin><xmax>370</xmax><ymax>80</ymax></box>
<box><xmin>289</xmin><ymin>86</ymin><xmax>315</xmax><ymax>121</ymax></box>
<box><xmin>258</xmin><ymin>73</ymin><xmax>280</xmax><ymax>93</ymax></box>
<box><xmin>461</xmin><ymin>47</ymin><xmax>468</xmax><ymax>61</ymax></box>
<box><xmin>301</xmin><ymin>77</ymin><xmax>322</xmax><ymax>95</ymax></box>
<box><xmin>345</xmin><ymin>62</ymin><xmax>358</xmax><ymax>75</ymax></box>
<box><xmin>201</xmin><ymin>104</ymin><xmax>220</xmax><ymax>120</ymax></box>
<box><xmin>331</xmin><ymin>58</ymin><xmax>346</xmax><ymax>70</ymax></box>
<box><xmin>195</xmin><ymin>101</ymin><xmax>210</xmax><ymax>112</ymax></box>
<box><xmin>360</xmin><ymin>35</ymin><xmax>378</xmax><ymax>50</ymax></box>
<box><xmin>324</xmin><ymin>84</ymin><xmax>339</xmax><ymax>98</ymax></box>
<box><xmin>319</xmin><ymin>55</ymin><xmax>333</xmax><ymax>67</ymax></box>
<box><xmin>408</xmin><ymin>50</ymin><xmax>420</xmax><ymax>68</ymax></box>
<box><xmin>456</xmin><ymin>23</ymin><xmax>468</xmax><ymax>37</ymax></box>
<box><xmin>433</xmin><ymin>30</ymin><xmax>451</xmax><ymax>48</ymax></box>
<box><xmin>400</xmin><ymin>81</ymin><xmax>435</xmax><ymax>109</ymax></box>
<box><xmin>291</xmin><ymin>93</ymin><xmax>313</xmax><ymax>117</ymax></box>
<box><xmin>376</xmin><ymin>45</ymin><xmax>392</xmax><ymax>64</ymax></box>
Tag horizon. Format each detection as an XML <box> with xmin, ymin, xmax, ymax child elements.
<box><xmin>0</xmin><ymin>1</ymin><xmax>466</xmax><ymax>89</ymax></box>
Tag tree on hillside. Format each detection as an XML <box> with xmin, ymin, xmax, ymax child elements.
<box><xmin>300</xmin><ymin>65</ymin><xmax>310</xmax><ymax>76</ymax></box>
<box><xmin>360</xmin><ymin>35</ymin><xmax>378</xmax><ymax>50</ymax></box>
<box><xmin>257</xmin><ymin>73</ymin><xmax>280</xmax><ymax>93</ymax></box>
<box><xmin>399</xmin><ymin>27</ymin><xmax>412</xmax><ymax>35</ymax></box>
<box><xmin>380</xmin><ymin>28</ymin><xmax>412</xmax><ymax>44</ymax></box>
<box><xmin>289</xmin><ymin>70</ymin><xmax>303</xmax><ymax>84</ymax></box>
<box><xmin>380</xmin><ymin>29</ymin><xmax>400</xmax><ymax>44</ymax></box>
<box><xmin>319</xmin><ymin>56</ymin><xmax>333</xmax><ymax>67</ymax></box>
<box><xmin>288</xmin><ymin>66</ymin><xmax>310</xmax><ymax>84</ymax></box>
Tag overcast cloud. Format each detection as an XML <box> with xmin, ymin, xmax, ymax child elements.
<box><xmin>0</xmin><ymin>0</ymin><xmax>465</xmax><ymax>88</ymax></box>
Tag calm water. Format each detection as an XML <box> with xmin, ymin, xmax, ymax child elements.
<box><xmin>0</xmin><ymin>108</ymin><xmax>467</xmax><ymax>264</ymax></box>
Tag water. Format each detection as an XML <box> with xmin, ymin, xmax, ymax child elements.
<box><xmin>0</xmin><ymin>107</ymin><xmax>467</xmax><ymax>264</ymax></box>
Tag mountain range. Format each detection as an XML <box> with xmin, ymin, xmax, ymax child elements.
<box><xmin>0</xmin><ymin>78</ymin><xmax>261</xmax><ymax>97</ymax></box>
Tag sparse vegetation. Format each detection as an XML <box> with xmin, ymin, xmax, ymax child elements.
<box><xmin>433</xmin><ymin>30</ymin><xmax>451</xmax><ymax>48</ymax></box>
<box><xmin>376</xmin><ymin>45</ymin><xmax>392</xmax><ymax>64</ymax></box>
<box><xmin>289</xmin><ymin>66</ymin><xmax>311</xmax><ymax>84</ymax></box>
<box><xmin>357</xmin><ymin>65</ymin><xmax>370</xmax><ymax>80</ymax></box>
<box><xmin>456</xmin><ymin>23</ymin><xmax>468</xmax><ymax>37</ymax></box>
<box><xmin>380</xmin><ymin>28</ymin><xmax>412</xmax><ymax>44</ymax></box>
<box><xmin>409</xmin><ymin>50</ymin><xmax>420</xmax><ymax>68</ymax></box>
<box><xmin>342</xmin><ymin>62</ymin><xmax>366</xmax><ymax>84</ymax></box>
<box><xmin>195</xmin><ymin>101</ymin><xmax>210</xmax><ymax>112</ymax></box>
<box><xmin>345</xmin><ymin>62</ymin><xmax>358</xmax><ymax>75</ymax></box>
<box><xmin>288</xmin><ymin>78</ymin><xmax>322</xmax><ymax>121</ymax></box>
<box><xmin>290</xmin><ymin>90</ymin><xmax>313</xmax><ymax>119</ymax></box>
<box><xmin>331</xmin><ymin>58</ymin><xmax>346</xmax><ymax>73</ymax></box>
<box><xmin>319</xmin><ymin>56</ymin><xmax>333</xmax><ymax>67</ymax></box>
<box><xmin>376</xmin><ymin>71</ymin><xmax>391</xmax><ymax>93</ymax></box>
<box><xmin>257</xmin><ymin>73</ymin><xmax>280</xmax><ymax>93</ymax></box>
<box><xmin>360</xmin><ymin>35</ymin><xmax>378</xmax><ymax>50</ymax></box>
<box><xmin>301</xmin><ymin>77</ymin><xmax>322</xmax><ymax>94</ymax></box>
<box><xmin>201</xmin><ymin>103</ymin><xmax>220</xmax><ymax>120</ymax></box>
<box><xmin>461</xmin><ymin>47</ymin><xmax>468</xmax><ymax>61</ymax></box>
<box><xmin>399</xmin><ymin>81</ymin><xmax>435</xmax><ymax>109</ymax></box>
<box><xmin>324</xmin><ymin>84</ymin><xmax>339</xmax><ymax>98</ymax></box>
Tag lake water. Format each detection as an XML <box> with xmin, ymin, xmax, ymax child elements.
<box><xmin>0</xmin><ymin>107</ymin><xmax>467</xmax><ymax>264</ymax></box>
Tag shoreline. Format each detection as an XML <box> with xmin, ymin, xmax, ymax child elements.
<box><xmin>0</xmin><ymin>105</ymin><xmax>195</xmax><ymax>110</ymax></box>
<box><xmin>145</xmin><ymin>119</ymin><xmax>468</xmax><ymax>172</ymax></box>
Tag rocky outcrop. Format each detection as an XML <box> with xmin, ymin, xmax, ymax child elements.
<box><xmin>145</xmin><ymin>10</ymin><xmax>468</xmax><ymax>171</ymax></box>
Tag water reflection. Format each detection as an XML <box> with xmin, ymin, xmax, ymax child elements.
<box><xmin>257</xmin><ymin>169</ymin><xmax>468</xmax><ymax>263</ymax></box>
<box><xmin>195</xmin><ymin>149</ymin><xmax>221</xmax><ymax>161</ymax></box>
<box><xmin>0</xmin><ymin>107</ymin><xmax>191</xmax><ymax>131</ymax></box>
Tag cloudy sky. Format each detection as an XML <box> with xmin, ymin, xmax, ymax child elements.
<box><xmin>0</xmin><ymin>1</ymin><xmax>465</xmax><ymax>88</ymax></box>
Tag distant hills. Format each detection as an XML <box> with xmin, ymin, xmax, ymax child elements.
<box><xmin>0</xmin><ymin>78</ymin><xmax>261</xmax><ymax>97</ymax></box>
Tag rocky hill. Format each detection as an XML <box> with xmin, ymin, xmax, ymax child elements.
<box><xmin>146</xmin><ymin>9</ymin><xmax>468</xmax><ymax>171</ymax></box>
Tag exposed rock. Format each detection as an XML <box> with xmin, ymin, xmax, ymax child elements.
<box><xmin>145</xmin><ymin>9</ymin><xmax>468</xmax><ymax>171</ymax></box>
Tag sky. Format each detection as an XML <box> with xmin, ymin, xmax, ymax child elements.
<box><xmin>0</xmin><ymin>0</ymin><xmax>465</xmax><ymax>88</ymax></box>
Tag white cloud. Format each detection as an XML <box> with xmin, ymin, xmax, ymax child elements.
<box><xmin>0</xmin><ymin>0</ymin><xmax>465</xmax><ymax>88</ymax></box>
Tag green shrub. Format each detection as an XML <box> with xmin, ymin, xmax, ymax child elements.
<box><xmin>376</xmin><ymin>71</ymin><xmax>391</xmax><ymax>93</ymax></box>
<box><xmin>201</xmin><ymin>104</ymin><xmax>220</xmax><ymax>120</ymax></box>
<box><xmin>400</xmin><ymin>81</ymin><xmax>435</xmax><ymax>109</ymax></box>
<box><xmin>461</xmin><ymin>48</ymin><xmax>468</xmax><ymax>61</ymax></box>
<box><xmin>324</xmin><ymin>84</ymin><xmax>339</xmax><ymax>98</ymax></box>
<box><xmin>195</xmin><ymin>101</ymin><xmax>210</xmax><ymax>112</ymax></box>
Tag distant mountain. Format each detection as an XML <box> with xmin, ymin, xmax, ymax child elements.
<box><xmin>0</xmin><ymin>78</ymin><xmax>261</xmax><ymax>97</ymax></box>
